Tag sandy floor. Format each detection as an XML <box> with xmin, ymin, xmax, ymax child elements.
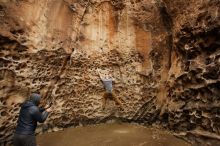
<box><xmin>37</xmin><ymin>123</ymin><xmax>191</xmax><ymax>146</ymax></box>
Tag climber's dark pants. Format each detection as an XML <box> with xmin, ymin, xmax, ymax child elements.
<box><xmin>103</xmin><ymin>92</ymin><xmax>123</xmax><ymax>109</ymax></box>
<box><xmin>13</xmin><ymin>133</ymin><xmax>36</xmax><ymax>146</ymax></box>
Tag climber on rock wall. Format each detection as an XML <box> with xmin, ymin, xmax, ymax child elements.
<box><xmin>13</xmin><ymin>93</ymin><xmax>52</xmax><ymax>146</ymax></box>
<box><xmin>97</xmin><ymin>69</ymin><xmax>124</xmax><ymax>110</ymax></box>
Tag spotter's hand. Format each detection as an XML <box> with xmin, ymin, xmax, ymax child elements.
<box><xmin>46</xmin><ymin>107</ymin><xmax>52</xmax><ymax>112</ymax></box>
<box><xmin>44</xmin><ymin>104</ymin><xmax>50</xmax><ymax>109</ymax></box>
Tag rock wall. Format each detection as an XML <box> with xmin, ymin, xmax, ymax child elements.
<box><xmin>133</xmin><ymin>0</ymin><xmax>220</xmax><ymax>145</ymax></box>
<box><xmin>156</xmin><ymin>0</ymin><xmax>220</xmax><ymax>145</ymax></box>
<box><xmin>0</xmin><ymin>0</ymin><xmax>220</xmax><ymax>145</ymax></box>
<box><xmin>0</xmin><ymin>0</ymin><xmax>169</xmax><ymax>144</ymax></box>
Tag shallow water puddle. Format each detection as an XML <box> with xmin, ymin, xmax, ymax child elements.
<box><xmin>37</xmin><ymin>123</ymin><xmax>191</xmax><ymax>146</ymax></box>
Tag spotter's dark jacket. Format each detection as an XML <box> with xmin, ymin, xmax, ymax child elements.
<box><xmin>15</xmin><ymin>99</ymin><xmax>48</xmax><ymax>135</ymax></box>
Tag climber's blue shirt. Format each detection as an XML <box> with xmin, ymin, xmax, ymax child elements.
<box><xmin>102</xmin><ymin>79</ymin><xmax>113</xmax><ymax>93</ymax></box>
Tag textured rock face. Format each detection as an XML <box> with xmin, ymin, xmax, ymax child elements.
<box><xmin>0</xmin><ymin>0</ymin><xmax>220</xmax><ymax>145</ymax></box>
<box><xmin>158</xmin><ymin>0</ymin><xmax>220</xmax><ymax>145</ymax></box>
<box><xmin>0</xmin><ymin>0</ymin><xmax>168</xmax><ymax>144</ymax></box>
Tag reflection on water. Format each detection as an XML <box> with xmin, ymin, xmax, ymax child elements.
<box><xmin>113</xmin><ymin>129</ymin><xmax>129</xmax><ymax>134</ymax></box>
<box><xmin>37</xmin><ymin>123</ymin><xmax>191</xmax><ymax>146</ymax></box>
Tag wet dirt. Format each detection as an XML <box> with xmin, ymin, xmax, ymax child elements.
<box><xmin>37</xmin><ymin>123</ymin><xmax>191</xmax><ymax>146</ymax></box>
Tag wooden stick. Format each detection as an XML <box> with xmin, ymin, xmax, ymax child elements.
<box><xmin>175</xmin><ymin>130</ymin><xmax>220</xmax><ymax>141</ymax></box>
<box><xmin>188</xmin><ymin>130</ymin><xmax>220</xmax><ymax>140</ymax></box>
